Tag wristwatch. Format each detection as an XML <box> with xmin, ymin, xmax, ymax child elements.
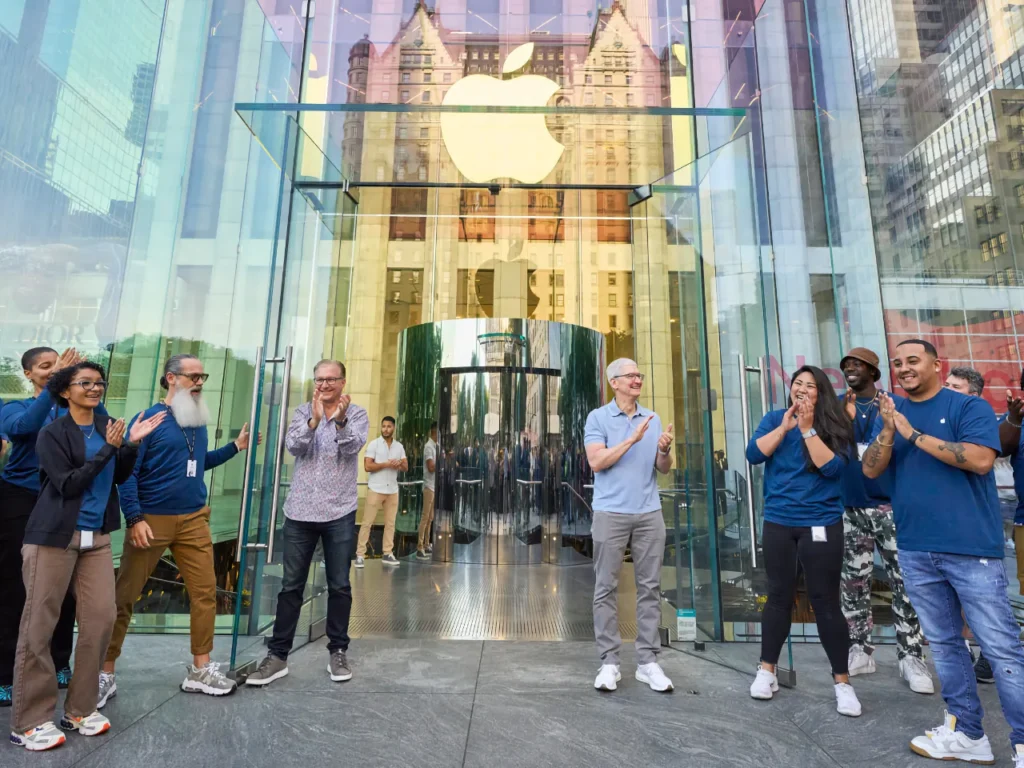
<box><xmin>801</xmin><ymin>428</ymin><xmax>817</xmax><ymax>440</ymax></box>
<box><xmin>910</xmin><ymin>429</ymin><xmax>923</xmax><ymax>445</ymax></box>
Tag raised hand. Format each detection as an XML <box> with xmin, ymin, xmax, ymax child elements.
<box><xmin>331</xmin><ymin>394</ymin><xmax>352</xmax><ymax>423</ymax></box>
<box><xmin>54</xmin><ymin>347</ymin><xmax>81</xmax><ymax>372</ymax></box>
<box><xmin>878</xmin><ymin>393</ymin><xmax>898</xmax><ymax>432</ymax></box>
<box><xmin>310</xmin><ymin>390</ymin><xmax>326</xmax><ymax>428</ymax></box>
<box><xmin>631</xmin><ymin>414</ymin><xmax>654</xmax><ymax>445</ymax></box>
<box><xmin>234</xmin><ymin>422</ymin><xmax>252</xmax><ymax>451</ymax></box>
<box><xmin>106</xmin><ymin>418</ymin><xmax>126</xmax><ymax>447</ymax></box>
<box><xmin>128</xmin><ymin>411</ymin><xmax>166</xmax><ymax>444</ymax></box>
<box><xmin>658</xmin><ymin>424</ymin><xmax>674</xmax><ymax>453</ymax></box>
<box><xmin>780</xmin><ymin>403</ymin><xmax>799</xmax><ymax>432</ymax></box>
<box><xmin>1007</xmin><ymin>390</ymin><xmax>1024</xmax><ymax>426</ymax></box>
<box><xmin>844</xmin><ymin>388</ymin><xmax>857</xmax><ymax>421</ymax></box>
<box><xmin>796</xmin><ymin>400</ymin><xmax>815</xmax><ymax>432</ymax></box>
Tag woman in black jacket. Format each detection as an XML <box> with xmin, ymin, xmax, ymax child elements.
<box><xmin>10</xmin><ymin>362</ymin><xmax>164</xmax><ymax>752</ymax></box>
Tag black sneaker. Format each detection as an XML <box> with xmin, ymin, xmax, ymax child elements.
<box><xmin>975</xmin><ymin>653</ymin><xmax>995</xmax><ymax>684</ymax></box>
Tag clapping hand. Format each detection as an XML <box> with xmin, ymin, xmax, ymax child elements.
<box><xmin>105</xmin><ymin>418</ymin><xmax>127</xmax><ymax>447</ymax></box>
<box><xmin>844</xmin><ymin>389</ymin><xmax>857</xmax><ymax>420</ymax></box>
<box><xmin>631</xmin><ymin>414</ymin><xmax>654</xmax><ymax>444</ymax></box>
<box><xmin>878</xmin><ymin>393</ymin><xmax>912</xmax><ymax>438</ymax></box>
<box><xmin>54</xmin><ymin>347</ymin><xmax>83</xmax><ymax>372</ymax></box>
<box><xmin>796</xmin><ymin>400</ymin><xmax>815</xmax><ymax>432</ymax></box>
<box><xmin>1007</xmin><ymin>390</ymin><xmax>1024</xmax><ymax>426</ymax></box>
<box><xmin>657</xmin><ymin>424</ymin><xmax>673</xmax><ymax>454</ymax></box>
<box><xmin>310</xmin><ymin>390</ymin><xmax>326</xmax><ymax>429</ymax></box>
<box><xmin>780</xmin><ymin>403</ymin><xmax>799</xmax><ymax>432</ymax></box>
<box><xmin>128</xmin><ymin>411</ymin><xmax>167</xmax><ymax>444</ymax></box>
<box><xmin>329</xmin><ymin>394</ymin><xmax>351</xmax><ymax>424</ymax></box>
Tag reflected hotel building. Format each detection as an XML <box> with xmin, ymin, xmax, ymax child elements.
<box><xmin>1</xmin><ymin>0</ymin><xmax>1022</xmax><ymax>657</ymax></box>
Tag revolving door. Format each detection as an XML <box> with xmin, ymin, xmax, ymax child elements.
<box><xmin>396</xmin><ymin>319</ymin><xmax>604</xmax><ymax>565</ymax></box>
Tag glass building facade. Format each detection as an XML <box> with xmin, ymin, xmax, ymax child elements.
<box><xmin>1</xmin><ymin>0</ymin><xmax>1019</xmax><ymax>657</ymax></box>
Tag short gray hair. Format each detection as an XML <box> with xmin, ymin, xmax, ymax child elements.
<box><xmin>606</xmin><ymin>358</ymin><xmax>639</xmax><ymax>383</ymax></box>
<box><xmin>949</xmin><ymin>366</ymin><xmax>985</xmax><ymax>396</ymax></box>
<box><xmin>160</xmin><ymin>354</ymin><xmax>200</xmax><ymax>389</ymax></box>
<box><xmin>313</xmin><ymin>359</ymin><xmax>346</xmax><ymax>378</ymax></box>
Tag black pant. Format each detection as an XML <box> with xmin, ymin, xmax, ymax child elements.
<box><xmin>268</xmin><ymin>513</ymin><xmax>356</xmax><ymax>660</ymax></box>
<box><xmin>0</xmin><ymin>480</ymin><xmax>76</xmax><ymax>685</ymax></box>
<box><xmin>760</xmin><ymin>519</ymin><xmax>849</xmax><ymax>676</ymax></box>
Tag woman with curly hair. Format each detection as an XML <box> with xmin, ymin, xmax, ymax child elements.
<box><xmin>10</xmin><ymin>362</ymin><xmax>164</xmax><ymax>751</ymax></box>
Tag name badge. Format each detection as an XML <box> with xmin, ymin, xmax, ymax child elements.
<box><xmin>80</xmin><ymin>530</ymin><xmax>94</xmax><ymax>549</ymax></box>
<box><xmin>857</xmin><ymin>443</ymin><xmax>869</xmax><ymax>460</ymax></box>
<box><xmin>187</xmin><ymin>460</ymin><xmax>197</xmax><ymax>478</ymax></box>
<box><xmin>811</xmin><ymin>526</ymin><xmax>827</xmax><ymax>543</ymax></box>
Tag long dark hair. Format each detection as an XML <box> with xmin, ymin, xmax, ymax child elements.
<box><xmin>788</xmin><ymin>365</ymin><xmax>855</xmax><ymax>470</ymax></box>
<box><xmin>48</xmin><ymin>361</ymin><xmax>106</xmax><ymax>408</ymax></box>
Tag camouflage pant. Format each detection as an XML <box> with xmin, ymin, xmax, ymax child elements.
<box><xmin>841</xmin><ymin>506</ymin><xmax>924</xmax><ymax>660</ymax></box>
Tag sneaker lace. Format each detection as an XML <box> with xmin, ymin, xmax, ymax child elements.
<box><xmin>904</xmin><ymin>656</ymin><xmax>929</xmax><ymax>677</ymax></box>
<box><xmin>201</xmin><ymin>661</ymin><xmax>227</xmax><ymax>681</ymax></box>
<box><xmin>256</xmin><ymin>657</ymin><xmax>276</xmax><ymax>675</ymax></box>
<box><xmin>332</xmin><ymin>651</ymin><xmax>348</xmax><ymax>666</ymax></box>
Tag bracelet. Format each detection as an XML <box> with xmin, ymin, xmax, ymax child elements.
<box><xmin>875</xmin><ymin>435</ymin><xmax>894</xmax><ymax>447</ymax></box>
<box><xmin>125</xmin><ymin>515</ymin><xmax>144</xmax><ymax>529</ymax></box>
<box><xmin>1008</xmin><ymin>416</ymin><xmax>1023</xmax><ymax>428</ymax></box>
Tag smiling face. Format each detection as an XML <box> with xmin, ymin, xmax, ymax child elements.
<box><xmin>610</xmin><ymin>361</ymin><xmax>644</xmax><ymax>399</ymax></box>
<box><xmin>790</xmin><ymin>371</ymin><xmax>819</xmax><ymax>408</ymax></box>
<box><xmin>168</xmin><ymin>358</ymin><xmax>206</xmax><ymax>402</ymax></box>
<box><xmin>314</xmin><ymin>362</ymin><xmax>345</xmax><ymax>403</ymax></box>
<box><xmin>25</xmin><ymin>350</ymin><xmax>59</xmax><ymax>394</ymax></box>
<box><xmin>892</xmin><ymin>343</ymin><xmax>941</xmax><ymax>395</ymax></box>
<box><xmin>63</xmin><ymin>366</ymin><xmax>105</xmax><ymax>410</ymax></box>
<box><xmin>841</xmin><ymin>358</ymin><xmax>874</xmax><ymax>393</ymax></box>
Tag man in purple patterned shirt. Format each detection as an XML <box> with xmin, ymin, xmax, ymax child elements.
<box><xmin>245</xmin><ymin>360</ymin><xmax>368</xmax><ymax>687</ymax></box>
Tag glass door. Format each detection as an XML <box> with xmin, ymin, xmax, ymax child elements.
<box><xmin>230</xmin><ymin>183</ymin><xmax>357</xmax><ymax>672</ymax></box>
<box><xmin>630</xmin><ymin>132</ymin><xmax>783</xmax><ymax>659</ymax></box>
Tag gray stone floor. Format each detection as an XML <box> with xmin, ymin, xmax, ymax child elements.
<box><xmin>2</xmin><ymin>633</ymin><xmax>1022</xmax><ymax>767</ymax></box>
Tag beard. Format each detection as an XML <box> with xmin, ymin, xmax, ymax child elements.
<box><xmin>168</xmin><ymin>388</ymin><xmax>210</xmax><ymax>428</ymax></box>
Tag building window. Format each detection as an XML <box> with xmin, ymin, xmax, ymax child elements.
<box><xmin>1011</xmin><ymin>150</ymin><xmax>1024</xmax><ymax>170</ymax></box>
<box><xmin>422</xmin><ymin>91</ymin><xmax>431</xmax><ymax>102</ymax></box>
<box><xmin>443</xmin><ymin>72</ymin><xmax>452</xmax><ymax>83</ymax></box>
<box><xmin>604</xmin><ymin>74</ymin><xmax>612</xmax><ymax>85</ymax></box>
<box><xmin>382</xmin><ymin>90</ymin><xmax>390</xmax><ymax>102</ymax></box>
<box><xmin>981</xmin><ymin>233</ymin><xmax>1009</xmax><ymax>261</ymax></box>
<box><xmin>402</xmin><ymin>72</ymin><xmax>410</xmax><ymax>83</ymax></box>
<box><xmin>609</xmin><ymin>314</ymin><xmax>618</xmax><ymax>329</ymax></box>
<box><xmin>605</xmin><ymin>94</ymin><xmax>613</xmax><ymax>106</ymax></box>
<box><xmin>585</xmin><ymin>92</ymin><xmax>594</xmax><ymax>105</ymax></box>
<box><xmin>402</xmin><ymin>90</ymin><xmax>410</xmax><ymax>101</ymax></box>
<box><xmin>608</xmin><ymin>294</ymin><xmax>617</xmax><ymax>307</ymax></box>
<box><xmin>608</xmin><ymin>273</ymin><xmax>617</xmax><ymax>286</ymax></box>
<box><xmin>585</xmin><ymin>74</ymin><xmax>592</xmax><ymax>84</ymax></box>
<box><xmin>424</xmin><ymin>72</ymin><xmax>432</xmax><ymax>82</ymax></box>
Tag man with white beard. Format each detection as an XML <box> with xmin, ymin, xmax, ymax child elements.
<box><xmin>98</xmin><ymin>355</ymin><xmax>252</xmax><ymax>704</ymax></box>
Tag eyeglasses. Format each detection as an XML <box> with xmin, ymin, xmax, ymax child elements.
<box><xmin>613</xmin><ymin>373</ymin><xmax>645</xmax><ymax>382</ymax></box>
<box><xmin>72</xmin><ymin>380</ymin><xmax>108</xmax><ymax>391</ymax></box>
<box><xmin>314</xmin><ymin>376</ymin><xmax>344</xmax><ymax>385</ymax></box>
<box><xmin>175</xmin><ymin>373</ymin><xmax>210</xmax><ymax>384</ymax></box>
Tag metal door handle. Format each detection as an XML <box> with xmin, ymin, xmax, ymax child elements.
<box><xmin>455</xmin><ymin>479</ymin><xmax>483</xmax><ymax>485</ymax></box>
<box><xmin>235</xmin><ymin>347</ymin><xmax>264</xmax><ymax>562</ymax></box>
<box><xmin>516</xmin><ymin>479</ymin><xmax>542</xmax><ymax>485</ymax></box>
<box><xmin>266</xmin><ymin>346</ymin><xmax>293</xmax><ymax>562</ymax></box>
<box><xmin>397</xmin><ymin>480</ymin><xmax>424</xmax><ymax>486</ymax></box>
<box><xmin>757</xmin><ymin>355</ymin><xmax>770</xmax><ymax>414</ymax></box>
<box><xmin>738</xmin><ymin>354</ymin><xmax>759</xmax><ymax>569</ymax></box>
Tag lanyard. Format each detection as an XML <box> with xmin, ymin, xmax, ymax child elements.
<box><xmin>179</xmin><ymin>424</ymin><xmax>197</xmax><ymax>460</ymax></box>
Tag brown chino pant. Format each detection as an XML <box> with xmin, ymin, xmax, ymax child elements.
<box><xmin>106</xmin><ymin>508</ymin><xmax>216</xmax><ymax>662</ymax></box>
<box><xmin>417</xmin><ymin>488</ymin><xmax>435</xmax><ymax>552</ymax></box>
<box><xmin>13</xmin><ymin>532</ymin><xmax>116</xmax><ymax>732</ymax></box>
<box><xmin>356</xmin><ymin>491</ymin><xmax>399</xmax><ymax>557</ymax></box>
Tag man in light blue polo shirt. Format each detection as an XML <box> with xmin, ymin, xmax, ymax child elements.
<box><xmin>585</xmin><ymin>358</ymin><xmax>674</xmax><ymax>693</ymax></box>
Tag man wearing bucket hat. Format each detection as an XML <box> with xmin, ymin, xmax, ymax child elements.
<box><xmin>838</xmin><ymin>347</ymin><xmax>933</xmax><ymax>694</ymax></box>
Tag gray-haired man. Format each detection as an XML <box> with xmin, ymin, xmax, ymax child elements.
<box><xmin>585</xmin><ymin>358</ymin><xmax>675</xmax><ymax>693</ymax></box>
<box><xmin>246</xmin><ymin>360</ymin><xmax>368</xmax><ymax>686</ymax></box>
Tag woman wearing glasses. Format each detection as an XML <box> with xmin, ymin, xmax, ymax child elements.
<box><xmin>746</xmin><ymin>365</ymin><xmax>860</xmax><ymax>717</ymax></box>
<box><xmin>10</xmin><ymin>362</ymin><xmax>164</xmax><ymax>751</ymax></box>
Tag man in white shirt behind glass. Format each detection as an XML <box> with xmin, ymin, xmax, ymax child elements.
<box><xmin>417</xmin><ymin>422</ymin><xmax>438</xmax><ymax>560</ymax></box>
<box><xmin>356</xmin><ymin>416</ymin><xmax>407</xmax><ymax>568</ymax></box>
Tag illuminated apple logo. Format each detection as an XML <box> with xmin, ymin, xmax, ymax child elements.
<box><xmin>441</xmin><ymin>43</ymin><xmax>564</xmax><ymax>184</ymax></box>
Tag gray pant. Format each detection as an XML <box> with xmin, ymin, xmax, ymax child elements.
<box><xmin>593</xmin><ymin>510</ymin><xmax>666</xmax><ymax>666</ymax></box>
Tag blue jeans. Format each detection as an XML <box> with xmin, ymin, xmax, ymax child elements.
<box><xmin>268</xmin><ymin>514</ymin><xmax>356</xmax><ymax>659</ymax></box>
<box><xmin>900</xmin><ymin>549</ymin><xmax>1024</xmax><ymax>746</ymax></box>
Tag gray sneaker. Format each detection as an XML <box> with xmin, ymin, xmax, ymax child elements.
<box><xmin>245</xmin><ymin>655</ymin><xmax>289</xmax><ymax>687</ymax></box>
<box><xmin>328</xmin><ymin>651</ymin><xmax>352</xmax><ymax>682</ymax></box>
<box><xmin>181</xmin><ymin>661</ymin><xmax>237</xmax><ymax>696</ymax></box>
<box><xmin>381</xmin><ymin>553</ymin><xmax>400</xmax><ymax>567</ymax></box>
<box><xmin>96</xmin><ymin>672</ymin><xmax>116</xmax><ymax>709</ymax></box>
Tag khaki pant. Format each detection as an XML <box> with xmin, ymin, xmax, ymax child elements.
<box><xmin>357</xmin><ymin>491</ymin><xmax>399</xmax><ymax>557</ymax></box>
<box><xmin>106</xmin><ymin>508</ymin><xmax>215</xmax><ymax>662</ymax></box>
<box><xmin>417</xmin><ymin>487</ymin><xmax>435</xmax><ymax>552</ymax></box>
<box><xmin>13</xmin><ymin>532</ymin><xmax>116</xmax><ymax>732</ymax></box>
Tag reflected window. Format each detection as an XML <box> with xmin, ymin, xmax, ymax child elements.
<box><xmin>389</xmin><ymin>188</ymin><xmax>428</xmax><ymax>240</ymax></box>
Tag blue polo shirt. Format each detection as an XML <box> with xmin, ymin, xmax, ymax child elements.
<box><xmin>870</xmin><ymin>387</ymin><xmax>1001</xmax><ymax>557</ymax></box>
<box><xmin>584</xmin><ymin>400</ymin><xmax>662</xmax><ymax>514</ymax></box>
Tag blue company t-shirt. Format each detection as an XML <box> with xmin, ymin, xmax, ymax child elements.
<box><xmin>1006</xmin><ymin>426</ymin><xmax>1024</xmax><ymax>525</ymax></box>
<box><xmin>840</xmin><ymin>393</ymin><xmax>902</xmax><ymax>508</ymax></box>
<box><xmin>746</xmin><ymin>409</ymin><xmax>848</xmax><ymax>527</ymax></box>
<box><xmin>78</xmin><ymin>424</ymin><xmax>114</xmax><ymax>531</ymax></box>
<box><xmin>870</xmin><ymin>387</ymin><xmax>1002</xmax><ymax>557</ymax></box>
<box><xmin>584</xmin><ymin>400</ymin><xmax>662</xmax><ymax>514</ymax></box>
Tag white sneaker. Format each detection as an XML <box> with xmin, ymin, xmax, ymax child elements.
<box><xmin>594</xmin><ymin>664</ymin><xmax>621</xmax><ymax>692</ymax></box>
<box><xmin>848</xmin><ymin>645</ymin><xmax>876</xmax><ymax>676</ymax></box>
<box><xmin>899</xmin><ymin>655</ymin><xmax>935</xmax><ymax>695</ymax></box>
<box><xmin>835</xmin><ymin>682</ymin><xmax>862</xmax><ymax>717</ymax></box>
<box><xmin>910</xmin><ymin>712</ymin><xmax>994</xmax><ymax>763</ymax></box>
<box><xmin>1015</xmin><ymin>743</ymin><xmax>1024</xmax><ymax>768</ymax></box>
<box><xmin>354</xmin><ymin>556</ymin><xmax>365</xmax><ymax>569</ymax></box>
<box><xmin>59</xmin><ymin>711</ymin><xmax>111</xmax><ymax>736</ymax></box>
<box><xmin>10</xmin><ymin>722</ymin><xmax>66</xmax><ymax>751</ymax></box>
<box><xmin>635</xmin><ymin>662</ymin><xmax>673</xmax><ymax>692</ymax></box>
<box><xmin>750</xmin><ymin>666</ymin><xmax>779</xmax><ymax>700</ymax></box>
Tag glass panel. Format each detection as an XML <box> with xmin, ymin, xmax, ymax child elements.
<box><xmin>633</xmin><ymin>132</ymin><xmax>777</xmax><ymax>646</ymax></box>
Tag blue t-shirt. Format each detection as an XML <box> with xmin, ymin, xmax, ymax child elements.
<box><xmin>871</xmin><ymin>387</ymin><xmax>1002</xmax><ymax>557</ymax></box>
<box><xmin>584</xmin><ymin>401</ymin><xmax>662</xmax><ymax>514</ymax></box>
<box><xmin>78</xmin><ymin>424</ymin><xmax>114</xmax><ymax>531</ymax></box>
<box><xmin>119</xmin><ymin>404</ymin><xmax>238</xmax><ymax>517</ymax></box>
<box><xmin>1</xmin><ymin>392</ymin><xmax>108</xmax><ymax>492</ymax></box>
<box><xmin>840</xmin><ymin>392</ymin><xmax>902</xmax><ymax>508</ymax></box>
<box><xmin>1005</xmin><ymin>426</ymin><xmax>1024</xmax><ymax>526</ymax></box>
<box><xmin>746</xmin><ymin>409</ymin><xmax>848</xmax><ymax>527</ymax></box>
